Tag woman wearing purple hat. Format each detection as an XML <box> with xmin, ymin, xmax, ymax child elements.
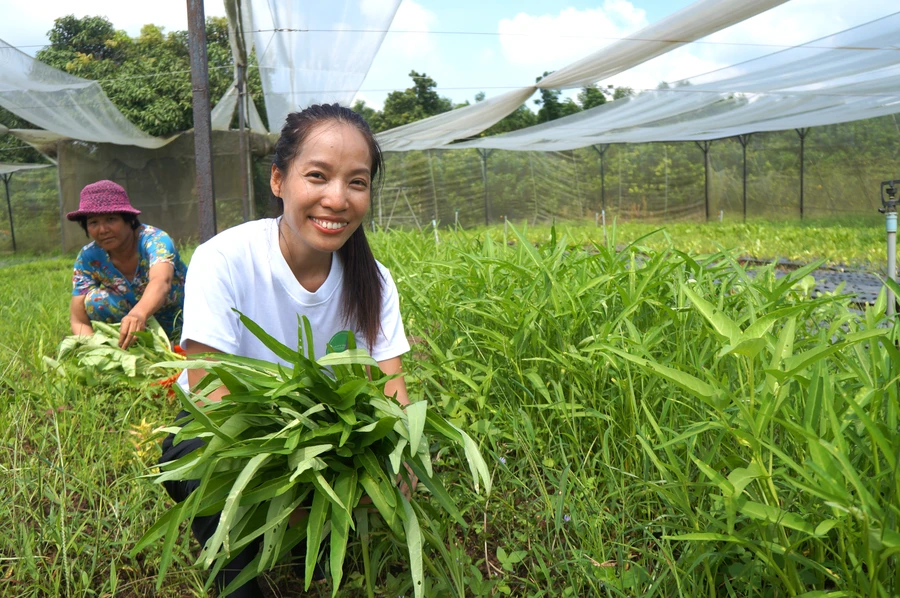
<box><xmin>67</xmin><ymin>180</ymin><xmax>187</xmax><ymax>348</ymax></box>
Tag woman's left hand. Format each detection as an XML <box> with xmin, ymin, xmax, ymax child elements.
<box><xmin>118</xmin><ymin>311</ymin><xmax>148</xmax><ymax>349</ymax></box>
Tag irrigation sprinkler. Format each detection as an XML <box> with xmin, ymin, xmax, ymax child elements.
<box><xmin>432</xmin><ymin>219</ymin><xmax>439</xmax><ymax>245</ymax></box>
<box><xmin>880</xmin><ymin>180</ymin><xmax>899</xmax><ymax>317</ymax></box>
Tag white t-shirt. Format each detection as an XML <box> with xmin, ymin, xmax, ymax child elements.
<box><xmin>178</xmin><ymin>218</ymin><xmax>409</xmax><ymax>388</ymax></box>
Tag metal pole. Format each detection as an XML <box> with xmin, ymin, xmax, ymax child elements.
<box><xmin>237</xmin><ymin>64</ymin><xmax>250</xmax><ymax>223</ymax></box>
<box><xmin>695</xmin><ymin>141</ymin><xmax>711</xmax><ymax>222</ymax></box>
<box><xmin>2</xmin><ymin>174</ymin><xmax>15</xmax><ymax>252</ymax></box>
<box><xmin>592</xmin><ymin>144</ymin><xmax>608</xmax><ymax>213</ymax></box>
<box><xmin>187</xmin><ymin>0</ymin><xmax>217</xmax><ymax>241</ymax></box>
<box><xmin>427</xmin><ymin>149</ymin><xmax>439</xmax><ymax>222</ymax></box>
<box><xmin>477</xmin><ymin>149</ymin><xmax>492</xmax><ymax>226</ymax></box>
<box><xmin>663</xmin><ymin>143</ymin><xmax>669</xmax><ymax>218</ymax></box>
<box><xmin>797</xmin><ymin>128</ymin><xmax>808</xmax><ymax>220</ymax></box>
<box><xmin>738</xmin><ymin>134</ymin><xmax>751</xmax><ymax>222</ymax></box>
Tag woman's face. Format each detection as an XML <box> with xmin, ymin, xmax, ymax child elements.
<box><xmin>86</xmin><ymin>214</ymin><xmax>134</xmax><ymax>254</ymax></box>
<box><xmin>271</xmin><ymin>121</ymin><xmax>372</xmax><ymax>260</ymax></box>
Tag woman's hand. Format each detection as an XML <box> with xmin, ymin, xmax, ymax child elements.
<box><xmin>120</xmin><ymin>262</ymin><xmax>174</xmax><ymax>348</ymax></box>
<box><xmin>118</xmin><ymin>310</ymin><xmax>147</xmax><ymax>348</ymax></box>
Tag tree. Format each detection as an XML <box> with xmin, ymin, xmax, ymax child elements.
<box><xmin>372</xmin><ymin>71</ymin><xmax>454</xmax><ymax>132</ymax></box>
<box><xmin>28</xmin><ymin>15</ymin><xmax>262</xmax><ymax>138</ymax></box>
<box><xmin>481</xmin><ymin>104</ymin><xmax>537</xmax><ymax>136</ymax></box>
<box><xmin>613</xmin><ymin>86</ymin><xmax>635</xmax><ymax>100</ymax></box>
<box><xmin>43</xmin><ymin>15</ymin><xmax>127</xmax><ymax>63</ymax></box>
<box><xmin>351</xmin><ymin>100</ymin><xmax>382</xmax><ymax>131</ymax></box>
<box><xmin>578</xmin><ymin>85</ymin><xmax>607</xmax><ymax>110</ymax></box>
<box><xmin>533</xmin><ymin>72</ymin><xmax>582</xmax><ymax>123</ymax></box>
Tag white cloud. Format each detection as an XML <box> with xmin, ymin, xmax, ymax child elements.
<box><xmin>354</xmin><ymin>0</ymin><xmax>441</xmax><ymax>109</ymax></box>
<box><xmin>380</xmin><ymin>0</ymin><xmax>438</xmax><ymax>57</ymax></box>
<box><xmin>498</xmin><ymin>0</ymin><xmax>648</xmax><ymax>71</ymax></box>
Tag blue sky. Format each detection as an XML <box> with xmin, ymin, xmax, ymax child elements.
<box><xmin>2</xmin><ymin>0</ymin><xmax>896</xmax><ymax>110</ymax></box>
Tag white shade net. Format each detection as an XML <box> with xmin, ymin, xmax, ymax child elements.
<box><xmin>534</xmin><ymin>0</ymin><xmax>790</xmax><ymax>89</ymax></box>
<box><xmin>375</xmin><ymin>0</ymin><xmax>791</xmax><ymax>151</ymax></box>
<box><xmin>0</xmin><ymin>162</ymin><xmax>50</xmax><ymax>176</ymax></box>
<box><xmin>0</xmin><ymin>40</ymin><xmax>169</xmax><ymax>149</ymax></box>
<box><xmin>246</xmin><ymin>0</ymin><xmax>401</xmax><ymax>133</ymax></box>
<box><xmin>210</xmin><ymin>81</ymin><xmax>269</xmax><ymax>134</ymax></box>
<box><xmin>454</xmin><ymin>11</ymin><xmax>900</xmax><ymax>151</ymax></box>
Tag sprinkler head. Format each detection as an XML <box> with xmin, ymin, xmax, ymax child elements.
<box><xmin>880</xmin><ymin>180</ymin><xmax>899</xmax><ymax>213</ymax></box>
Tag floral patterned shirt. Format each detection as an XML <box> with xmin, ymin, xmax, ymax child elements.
<box><xmin>72</xmin><ymin>224</ymin><xmax>187</xmax><ymax>337</ymax></box>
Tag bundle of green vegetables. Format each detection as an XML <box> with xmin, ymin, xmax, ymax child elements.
<box><xmin>43</xmin><ymin>318</ymin><xmax>184</xmax><ymax>385</ymax></box>
<box><xmin>134</xmin><ymin>314</ymin><xmax>490</xmax><ymax>597</ymax></box>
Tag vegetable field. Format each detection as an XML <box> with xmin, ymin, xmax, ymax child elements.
<box><xmin>2</xmin><ymin>220</ymin><xmax>899</xmax><ymax>597</ymax></box>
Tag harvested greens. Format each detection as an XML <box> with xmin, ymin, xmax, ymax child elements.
<box><xmin>134</xmin><ymin>313</ymin><xmax>490</xmax><ymax>597</ymax></box>
<box><xmin>43</xmin><ymin>318</ymin><xmax>184</xmax><ymax>385</ymax></box>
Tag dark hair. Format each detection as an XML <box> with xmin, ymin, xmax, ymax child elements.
<box><xmin>271</xmin><ymin>103</ymin><xmax>385</xmax><ymax>349</ymax></box>
<box><xmin>78</xmin><ymin>213</ymin><xmax>142</xmax><ymax>237</ymax></box>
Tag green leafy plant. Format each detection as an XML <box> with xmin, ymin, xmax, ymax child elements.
<box><xmin>42</xmin><ymin>318</ymin><xmax>184</xmax><ymax>385</ymax></box>
<box><xmin>133</xmin><ymin>313</ymin><xmax>491</xmax><ymax>597</ymax></box>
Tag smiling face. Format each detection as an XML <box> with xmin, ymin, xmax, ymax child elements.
<box><xmin>270</xmin><ymin>121</ymin><xmax>373</xmax><ymax>265</ymax></box>
<box><xmin>85</xmin><ymin>214</ymin><xmax>135</xmax><ymax>254</ymax></box>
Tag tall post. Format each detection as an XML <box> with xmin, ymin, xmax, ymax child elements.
<box><xmin>2</xmin><ymin>174</ymin><xmax>15</xmax><ymax>252</ymax></box>
<box><xmin>695</xmin><ymin>141</ymin><xmax>712</xmax><ymax>222</ymax></box>
<box><xmin>427</xmin><ymin>149</ymin><xmax>439</xmax><ymax>222</ymax></box>
<box><xmin>592</xmin><ymin>144</ymin><xmax>609</xmax><ymax>213</ymax></box>
<box><xmin>881</xmin><ymin>181</ymin><xmax>899</xmax><ymax>318</ymax></box>
<box><xmin>187</xmin><ymin>0</ymin><xmax>217</xmax><ymax>241</ymax></box>
<box><xmin>737</xmin><ymin>134</ymin><xmax>751</xmax><ymax>222</ymax></box>
<box><xmin>237</xmin><ymin>64</ymin><xmax>251</xmax><ymax>223</ymax></box>
<box><xmin>797</xmin><ymin>128</ymin><xmax>809</xmax><ymax>220</ymax></box>
<box><xmin>477</xmin><ymin>148</ymin><xmax>493</xmax><ymax>226</ymax></box>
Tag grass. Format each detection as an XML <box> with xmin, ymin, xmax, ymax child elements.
<box><xmin>1</xmin><ymin>218</ymin><xmax>898</xmax><ymax>596</ymax></box>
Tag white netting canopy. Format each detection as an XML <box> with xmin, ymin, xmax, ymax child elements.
<box><xmin>0</xmin><ymin>162</ymin><xmax>51</xmax><ymax>176</ymax></box>
<box><xmin>243</xmin><ymin>0</ymin><xmax>402</xmax><ymax>132</ymax></box>
<box><xmin>0</xmin><ymin>40</ymin><xmax>170</xmax><ymax>148</ymax></box>
<box><xmin>443</xmin><ymin>11</ymin><xmax>900</xmax><ymax>151</ymax></box>
<box><xmin>376</xmin><ymin>0</ymin><xmax>791</xmax><ymax>151</ymax></box>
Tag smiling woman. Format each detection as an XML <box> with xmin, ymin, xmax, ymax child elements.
<box><xmin>159</xmin><ymin>103</ymin><xmax>412</xmax><ymax>597</ymax></box>
<box><xmin>67</xmin><ymin>180</ymin><xmax>187</xmax><ymax>348</ymax></box>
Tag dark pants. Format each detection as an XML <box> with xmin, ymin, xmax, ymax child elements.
<box><xmin>159</xmin><ymin>411</ymin><xmax>263</xmax><ymax>598</ymax></box>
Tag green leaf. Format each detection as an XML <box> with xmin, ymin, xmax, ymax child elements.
<box><xmin>407</xmin><ymin>459</ymin><xmax>464</xmax><ymax>527</ymax></box>
<box><xmin>400</xmin><ymin>492</ymin><xmax>424</xmax><ymax>598</ymax></box>
<box><xmin>389</xmin><ymin>438</ymin><xmax>408</xmax><ymax>476</ymax></box>
<box><xmin>305</xmin><ymin>487</ymin><xmax>330</xmax><ymax>590</ymax></box>
<box><xmin>317</xmin><ymin>349</ymin><xmax>379</xmax><ymax>368</ymax></box>
<box><xmin>603</xmin><ymin>346</ymin><xmax>717</xmax><ymax>402</ymax></box>
<box><xmin>683</xmin><ymin>285</ymin><xmax>741</xmax><ymax>344</ymax></box>
<box><xmin>202</xmin><ymin>452</ymin><xmax>271</xmax><ymax>568</ymax></box>
<box><xmin>312</xmin><ymin>471</ymin><xmax>346</xmax><ymax>512</ymax></box>
<box><xmin>235</xmin><ymin>309</ymin><xmax>297</xmax><ymax>363</ymax></box>
<box><xmin>329</xmin><ymin>470</ymin><xmax>357</xmax><ymax>593</ymax></box>
<box><xmin>288</xmin><ymin>444</ymin><xmax>333</xmax><ymax>481</ymax></box>
<box><xmin>406</xmin><ymin>400</ymin><xmax>427</xmax><ymax>456</ymax></box>
<box><xmin>740</xmin><ymin>501</ymin><xmax>815</xmax><ymax>535</ymax></box>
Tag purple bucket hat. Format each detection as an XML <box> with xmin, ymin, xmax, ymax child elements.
<box><xmin>66</xmin><ymin>180</ymin><xmax>141</xmax><ymax>221</ymax></box>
